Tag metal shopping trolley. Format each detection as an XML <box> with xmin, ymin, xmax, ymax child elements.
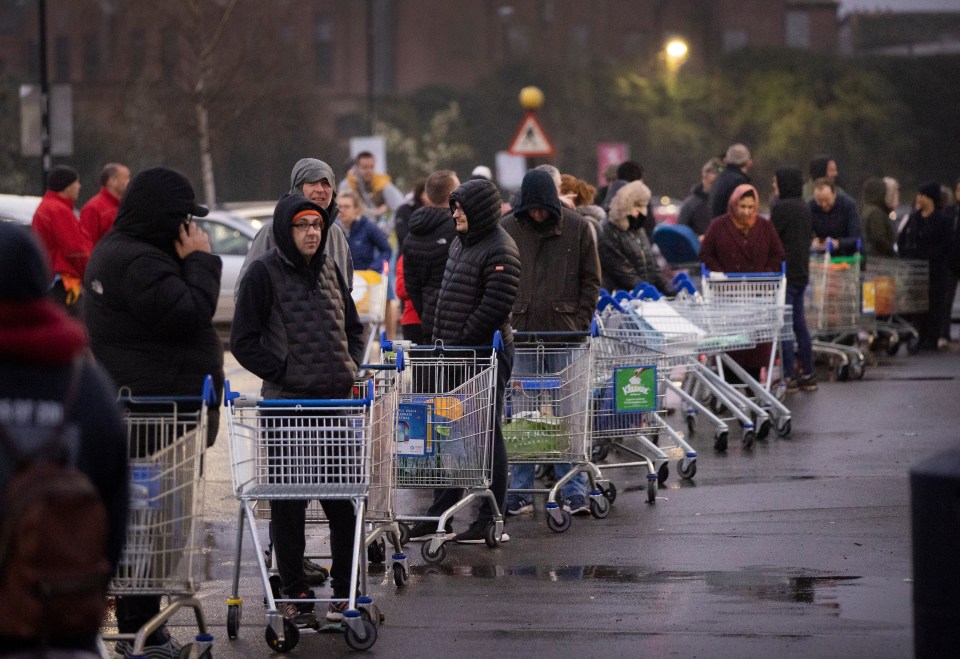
<box><xmin>386</xmin><ymin>335</ymin><xmax>502</xmax><ymax>564</ymax></box>
<box><xmin>866</xmin><ymin>255</ymin><xmax>929</xmax><ymax>356</ymax></box>
<box><xmin>353</xmin><ymin>270</ymin><xmax>389</xmax><ymax>364</ymax></box>
<box><xmin>807</xmin><ymin>251</ymin><xmax>869</xmax><ymax>379</ymax></box>
<box><xmin>102</xmin><ymin>376</ymin><xmax>216</xmax><ymax>659</ymax></box>
<box><xmin>224</xmin><ymin>380</ymin><xmax>383</xmax><ymax>652</ymax></box>
<box><xmin>503</xmin><ymin>333</ymin><xmax>608</xmax><ymax>532</ymax></box>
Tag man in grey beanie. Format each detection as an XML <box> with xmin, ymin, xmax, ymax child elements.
<box><xmin>237</xmin><ymin>158</ymin><xmax>353</xmax><ymax>294</ymax></box>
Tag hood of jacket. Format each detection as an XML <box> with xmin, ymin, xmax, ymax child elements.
<box><xmin>408</xmin><ymin>205</ymin><xmax>453</xmax><ymax>236</ymax></box>
<box><xmin>728</xmin><ymin>183</ymin><xmax>760</xmax><ymax>218</ymax></box>
<box><xmin>449</xmin><ymin>179</ymin><xmax>502</xmax><ymax>246</ymax></box>
<box><xmin>608</xmin><ymin>180</ymin><xmax>651</xmax><ymax>231</ymax></box>
<box><xmin>290</xmin><ymin>158</ymin><xmax>337</xmax><ymax>193</ymax></box>
<box><xmin>512</xmin><ymin>170</ymin><xmax>562</xmax><ymax>227</ymax></box>
<box><xmin>775</xmin><ymin>167</ymin><xmax>804</xmax><ymax>200</ymax></box>
<box><xmin>271</xmin><ymin>193</ymin><xmax>330</xmax><ymax>283</ymax></box>
<box><xmin>861</xmin><ymin>177</ymin><xmax>889</xmax><ymax>211</ymax></box>
<box><xmin>113</xmin><ymin>167</ymin><xmax>208</xmax><ymax>256</ymax></box>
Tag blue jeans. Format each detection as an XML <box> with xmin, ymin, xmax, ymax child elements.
<box><xmin>509</xmin><ymin>462</ymin><xmax>587</xmax><ymax>502</ymax></box>
<box><xmin>782</xmin><ymin>283</ymin><xmax>814</xmax><ymax>378</ymax></box>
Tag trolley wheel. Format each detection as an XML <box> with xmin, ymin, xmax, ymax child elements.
<box><xmin>776</xmin><ymin>418</ymin><xmax>792</xmax><ymax>437</ymax></box>
<box><xmin>742</xmin><ymin>430</ymin><xmax>756</xmax><ymax>450</ymax></box>
<box><xmin>265</xmin><ymin>618</ymin><xmax>300</xmax><ymax>653</ymax></box>
<box><xmin>421</xmin><ymin>540</ymin><xmax>446</xmax><ymax>564</ymax></box>
<box><xmin>657</xmin><ymin>462</ymin><xmax>669</xmax><ymax>486</ymax></box>
<box><xmin>646</xmin><ymin>478</ymin><xmax>657</xmax><ymax>504</ymax></box>
<box><xmin>592</xmin><ymin>443</ymin><xmax>610</xmax><ymax>462</ymax></box>
<box><xmin>590</xmin><ymin>495</ymin><xmax>611</xmax><ymax>519</ymax></box>
<box><xmin>906</xmin><ymin>335</ymin><xmax>921</xmax><ymax>355</ymax></box>
<box><xmin>836</xmin><ymin>363</ymin><xmax>850</xmax><ymax>381</ymax></box>
<box><xmin>686</xmin><ymin>414</ymin><xmax>696</xmax><ymax>435</ymax></box>
<box><xmin>227</xmin><ymin>603</ymin><xmax>241</xmax><ymax>639</ymax></box>
<box><xmin>714</xmin><ymin>431</ymin><xmax>729</xmax><ymax>452</ymax></box>
<box><xmin>367</xmin><ymin>537</ymin><xmax>386</xmax><ymax>564</ymax></box>
<box><xmin>678</xmin><ymin>459</ymin><xmax>697</xmax><ymax>480</ymax></box>
<box><xmin>757</xmin><ymin>418</ymin><xmax>771</xmax><ymax>440</ymax></box>
<box><xmin>344</xmin><ymin>618</ymin><xmax>378</xmax><ymax>651</ymax></box>
<box><xmin>393</xmin><ymin>562</ymin><xmax>408</xmax><ymax>588</ymax></box>
<box><xmin>397</xmin><ymin>521</ymin><xmax>411</xmax><ymax>547</ymax></box>
<box><xmin>602</xmin><ymin>482</ymin><xmax>617</xmax><ymax>505</ymax></box>
<box><xmin>546</xmin><ymin>509</ymin><xmax>572</xmax><ymax>533</ymax></box>
<box><xmin>484</xmin><ymin>522</ymin><xmax>501</xmax><ymax>548</ymax></box>
<box><xmin>360</xmin><ymin>603</ymin><xmax>384</xmax><ymax>627</ymax></box>
<box><xmin>886</xmin><ymin>340</ymin><xmax>900</xmax><ymax>356</ymax></box>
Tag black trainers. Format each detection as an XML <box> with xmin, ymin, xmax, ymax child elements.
<box><xmin>282</xmin><ymin>589</ymin><xmax>318</xmax><ymax>627</ymax></box>
<box><xmin>407</xmin><ymin>520</ymin><xmax>453</xmax><ymax>542</ymax></box>
<box><xmin>798</xmin><ymin>373</ymin><xmax>818</xmax><ymax>392</ymax></box>
<box><xmin>303</xmin><ymin>557</ymin><xmax>329</xmax><ymax>585</ymax></box>
<box><xmin>454</xmin><ymin>522</ymin><xmax>489</xmax><ymax>544</ymax></box>
<box><xmin>117</xmin><ymin>628</ymin><xmax>182</xmax><ymax>658</ymax></box>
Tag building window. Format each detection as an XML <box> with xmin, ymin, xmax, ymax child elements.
<box><xmin>786</xmin><ymin>11</ymin><xmax>810</xmax><ymax>49</ymax></box>
<box><xmin>161</xmin><ymin>28</ymin><xmax>177</xmax><ymax>80</ymax></box>
<box><xmin>83</xmin><ymin>34</ymin><xmax>100</xmax><ymax>81</ymax></box>
<box><xmin>315</xmin><ymin>13</ymin><xmax>333</xmax><ymax>83</ymax></box>
<box><xmin>722</xmin><ymin>29</ymin><xmax>748</xmax><ymax>52</ymax></box>
<box><xmin>130</xmin><ymin>29</ymin><xmax>145</xmax><ymax>78</ymax></box>
<box><xmin>54</xmin><ymin>35</ymin><xmax>69</xmax><ymax>81</ymax></box>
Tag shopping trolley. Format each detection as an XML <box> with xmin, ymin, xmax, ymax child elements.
<box><xmin>591</xmin><ymin>292</ymin><xmax>701</xmax><ymax>502</ymax></box>
<box><xmin>352</xmin><ymin>270</ymin><xmax>389</xmax><ymax>364</ymax></box>
<box><xmin>102</xmin><ymin>376</ymin><xmax>216</xmax><ymax>659</ymax></box>
<box><xmin>382</xmin><ymin>334</ymin><xmax>502</xmax><ymax>564</ymax></box>
<box><xmin>224</xmin><ymin>380</ymin><xmax>382</xmax><ymax>652</ymax></box>
<box><xmin>807</xmin><ymin>250</ymin><xmax>869</xmax><ymax>379</ymax></box>
<box><xmin>503</xmin><ymin>333</ymin><xmax>609</xmax><ymax>532</ymax></box>
<box><xmin>867</xmin><ymin>255</ymin><xmax>928</xmax><ymax>356</ymax></box>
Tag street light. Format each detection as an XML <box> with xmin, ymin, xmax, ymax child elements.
<box><xmin>663</xmin><ymin>37</ymin><xmax>689</xmax><ymax>95</ymax></box>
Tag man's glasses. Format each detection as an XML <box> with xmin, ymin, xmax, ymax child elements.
<box><xmin>291</xmin><ymin>221</ymin><xmax>324</xmax><ymax>233</ymax></box>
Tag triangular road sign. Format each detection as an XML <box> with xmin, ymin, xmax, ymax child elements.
<box><xmin>508</xmin><ymin>112</ymin><xmax>555</xmax><ymax>157</ymax></box>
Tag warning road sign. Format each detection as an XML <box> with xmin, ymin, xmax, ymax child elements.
<box><xmin>508</xmin><ymin>112</ymin><xmax>555</xmax><ymax>157</ymax></box>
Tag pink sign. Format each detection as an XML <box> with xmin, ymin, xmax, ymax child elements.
<box><xmin>596</xmin><ymin>143</ymin><xmax>629</xmax><ymax>187</ymax></box>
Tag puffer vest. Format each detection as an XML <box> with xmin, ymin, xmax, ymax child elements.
<box><xmin>260</xmin><ymin>251</ymin><xmax>357</xmax><ymax>399</ymax></box>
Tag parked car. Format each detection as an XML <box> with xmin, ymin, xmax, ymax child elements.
<box><xmin>0</xmin><ymin>193</ymin><xmax>42</xmax><ymax>225</ymax></box>
<box><xmin>191</xmin><ymin>210</ymin><xmax>258</xmax><ymax>323</ymax></box>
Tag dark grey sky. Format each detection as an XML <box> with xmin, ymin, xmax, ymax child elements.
<box><xmin>840</xmin><ymin>0</ymin><xmax>960</xmax><ymax>15</ymax></box>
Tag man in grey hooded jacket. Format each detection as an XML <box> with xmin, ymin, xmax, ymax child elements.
<box><xmin>237</xmin><ymin>158</ymin><xmax>353</xmax><ymax>295</ymax></box>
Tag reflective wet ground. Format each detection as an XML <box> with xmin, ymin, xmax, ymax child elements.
<box><xmin>135</xmin><ymin>345</ymin><xmax>959</xmax><ymax>657</ymax></box>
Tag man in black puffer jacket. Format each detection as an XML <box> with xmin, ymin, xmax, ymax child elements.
<box><xmin>412</xmin><ymin>178</ymin><xmax>520</xmax><ymax>545</ymax></box>
<box><xmin>83</xmin><ymin>166</ymin><xmax>223</xmax><ymax>656</ymax></box>
<box><xmin>402</xmin><ymin>169</ymin><xmax>460</xmax><ymax>341</ymax></box>
<box><xmin>231</xmin><ymin>193</ymin><xmax>363</xmax><ymax>626</ymax></box>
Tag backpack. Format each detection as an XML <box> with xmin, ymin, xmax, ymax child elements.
<box><xmin>0</xmin><ymin>361</ymin><xmax>112</xmax><ymax>640</ymax></box>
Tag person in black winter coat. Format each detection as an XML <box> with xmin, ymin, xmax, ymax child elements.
<box><xmin>709</xmin><ymin>143</ymin><xmax>752</xmax><ymax>220</ymax></box>
<box><xmin>597</xmin><ymin>180</ymin><xmax>671</xmax><ymax>294</ymax></box>
<box><xmin>408</xmin><ymin>178</ymin><xmax>520</xmax><ymax>546</ymax></box>
<box><xmin>771</xmin><ymin>167</ymin><xmax>817</xmax><ymax>392</ymax></box>
<box><xmin>0</xmin><ymin>223</ymin><xmax>128</xmax><ymax>656</ymax></box>
<box><xmin>83</xmin><ymin>166</ymin><xmax>224</xmax><ymax>655</ymax></box>
<box><xmin>231</xmin><ymin>193</ymin><xmax>363</xmax><ymax>625</ymax></box>
<box><xmin>401</xmin><ymin>170</ymin><xmax>460</xmax><ymax>341</ymax></box>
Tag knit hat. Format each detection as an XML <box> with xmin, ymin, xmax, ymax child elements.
<box><xmin>47</xmin><ymin>165</ymin><xmax>79</xmax><ymax>192</ymax></box>
<box><xmin>918</xmin><ymin>181</ymin><xmax>941</xmax><ymax>205</ymax></box>
<box><xmin>0</xmin><ymin>223</ymin><xmax>50</xmax><ymax>302</ymax></box>
<box><xmin>471</xmin><ymin>165</ymin><xmax>492</xmax><ymax>181</ymax></box>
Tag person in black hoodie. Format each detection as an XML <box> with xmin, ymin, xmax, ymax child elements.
<box><xmin>500</xmin><ymin>169</ymin><xmax>600</xmax><ymax>517</ymax></box>
<box><xmin>771</xmin><ymin>167</ymin><xmax>817</xmax><ymax>392</ymax></box>
<box><xmin>408</xmin><ymin>179</ymin><xmax>520</xmax><ymax>546</ymax></box>
<box><xmin>231</xmin><ymin>193</ymin><xmax>363</xmax><ymax>626</ymax></box>
<box><xmin>83</xmin><ymin>166</ymin><xmax>223</xmax><ymax>657</ymax></box>
<box><xmin>0</xmin><ymin>223</ymin><xmax>128</xmax><ymax>657</ymax></box>
<box><xmin>401</xmin><ymin>169</ymin><xmax>460</xmax><ymax>342</ymax></box>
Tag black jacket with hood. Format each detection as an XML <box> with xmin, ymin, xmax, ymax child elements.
<box><xmin>771</xmin><ymin>167</ymin><xmax>812</xmax><ymax>289</ymax></box>
<box><xmin>432</xmin><ymin>179</ymin><xmax>520</xmax><ymax>346</ymax></box>
<box><xmin>401</xmin><ymin>205</ymin><xmax>457</xmax><ymax>340</ymax></box>
<box><xmin>500</xmin><ymin>169</ymin><xmax>600</xmax><ymax>333</ymax></box>
<box><xmin>84</xmin><ymin>167</ymin><xmax>225</xmax><ymax>420</ymax></box>
<box><xmin>231</xmin><ymin>194</ymin><xmax>363</xmax><ymax>399</ymax></box>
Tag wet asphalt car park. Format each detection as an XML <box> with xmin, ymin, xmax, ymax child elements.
<box><xmin>123</xmin><ymin>342</ymin><xmax>959</xmax><ymax>658</ymax></box>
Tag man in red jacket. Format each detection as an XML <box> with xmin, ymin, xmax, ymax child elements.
<box><xmin>31</xmin><ymin>165</ymin><xmax>90</xmax><ymax>316</ymax></box>
<box><xmin>80</xmin><ymin>162</ymin><xmax>131</xmax><ymax>246</ymax></box>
